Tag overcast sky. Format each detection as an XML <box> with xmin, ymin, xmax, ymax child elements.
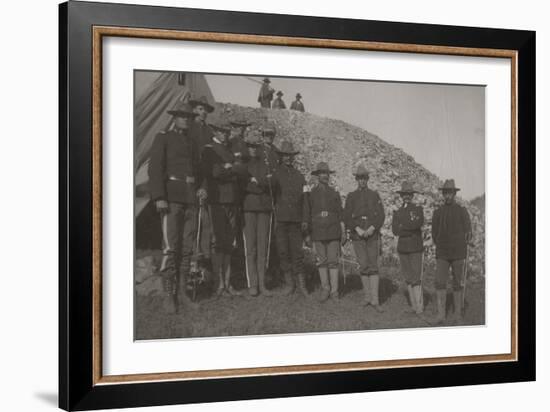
<box><xmin>206</xmin><ymin>74</ymin><xmax>485</xmax><ymax>199</ymax></box>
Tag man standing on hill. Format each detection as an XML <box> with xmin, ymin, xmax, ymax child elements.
<box><xmin>148</xmin><ymin>102</ymin><xmax>202</xmax><ymax>314</ymax></box>
<box><xmin>305</xmin><ymin>162</ymin><xmax>345</xmax><ymax>301</ymax></box>
<box><xmin>344</xmin><ymin>165</ymin><xmax>386</xmax><ymax>312</ymax></box>
<box><xmin>431</xmin><ymin>179</ymin><xmax>472</xmax><ymax>325</ymax></box>
<box><xmin>290</xmin><ymin>93</ymin><xmax>305</xmax><ymax>112</ymax></box>
<box><xmin>271</xmin><ymin>141</ymin><xmax>309</xmax><ymax>296</ymax></box>
<box><xmin>392</xmin><ymin>181</ymin><xmax>425</xmax><ymax>314</ymax></box>
<box><xmin>272</xmin><ymin>91</ymin><xmax>286</xmax><ymax>109</ymax></box>
<box><xmin>257</xmin><ymin>78</ymin><xmax>275</xmax><ymax>108</ymax></box>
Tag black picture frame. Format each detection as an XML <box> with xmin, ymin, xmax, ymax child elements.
<box><xmin>59</xmin><ymin>1</ymin><xmax>535</xmax><ymax>410</ymax></box>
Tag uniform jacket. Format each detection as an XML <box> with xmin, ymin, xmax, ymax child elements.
<box><xmin>391</xmin><ymin>203</ymin><xmax>424</xmax><ymax>253</ymax></box>
<box><xmin>148</xmin><ymin>128</ymin><xmax>200</xmax><ymax>204</ymax></box>
<box><xmin>230</xmin><ymin>136</ymin><xmax>249</xmax><ymax>161</ymax></box>
<box><xmin>305</xmin><ymin>184</ymin><xmax>343</xmax><ymax>241</ymax></box>
<box><xmin>261</xmin><ymin>143</ymin><xmax>280</xmax><ymax>174</ymax></box>
<box><xmin>344</xmin><ymin>187</ymin><xmax>385</xmax><ymax>240</ymax></box>
<box><xmin>243</xmin><ymin>158</ymin><xmax>273</xmax><ymax>212</ymax></box>
<box><xmin>257</xmin><ymin>84</ymin><xmax>274</xmax><ymax>108</ymax></box>
<box><xmin>272</xmin><ymin>164</ymin><xmax>307</xmax><ymax>223</ymax></box>
<box><xmin>188</xmin><ymin>119</ymin><xmax>214</xmax><ymax>154</ymax></box>
<box><xmin>290</xmin><ymin>100</ymin><xmax>305</xmax><ymax>112</ymax></box>
<box><xmin>201</xmin><ymin>139</ymin><xmax>247</xmax><ymax>204</ymax></box>
<box><xmin>432</xmin><ymin>202</ymin><xmax>472</xmax><ymax>260</ymax></box>
<box><xmin>272</xmin><ymin>98</ymin><xmax>286</xmax><ymax>109</ymax></box>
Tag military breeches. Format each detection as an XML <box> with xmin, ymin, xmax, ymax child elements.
<box><xmin>243</xmin><ymin>212</ymin><xmax>270</xmax><ymax>288</ymax></box>
<box><xmin>275</xmin><ymin>221</ymin><xmax>304</xmax><ymax>275</ymax></box>
<box><xmin>399</xmin><ymin>252</ymin><xmax>423</xmax><ymax>286</ymax></box>
<box><xmin>159</xmin><ymin>202</ymin><xmax>197</xmax><ymax>281</ymax></box>
<box><xmin>352</xmin><ymin>234</ymin><xmax>380</xmax><ymax>276</ymax></box>
<box><xmin>435</xmin><ymin>258</ymin><xmax>465</xmax><ymax>291</ymax></box>
<box><xmin>313</xmin><ymin>240</ymin><xmax>340</xmax><ymax>269</ymax></box>
<box><xmin>210</xmin><ymin>204</ymin><xmax>238</xmax><ymax>253</ymax></box>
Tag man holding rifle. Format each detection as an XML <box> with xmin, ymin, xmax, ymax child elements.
<box><xmin>431</xmin><ymin>179</ymin><xmax>472</xmax><ymax>325</ymax></box>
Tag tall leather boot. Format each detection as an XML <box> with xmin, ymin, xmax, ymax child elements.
<box><xmin>224</xmin><ymin>254</ymin><xmax>242</xmax><ymax>297</ymax></box>
<box><xmin>360</xmin><ymin>275</ymin><xmax>371</xmax><ymax>306</ymax></box>
<box><xmin>413</xmin><ymin>285</ymin><xmax>424</xmax><ymax>314</ymax></box>
<box><xmin>280</xmin><ymin>271</ymin><xmax>295</xmax><ymax>296</ymax></box>
<box><xmin>162</xmin><ymin>275</ymin><xmax>177</xmax><ymax>314</ymax></box>
<box><xmin>318</xmin><ymin>267</ymin><xmax>330</xmax><ymax>302</ymax></box>
<box><xmin>406</xmin><ymin>284</ymin><xmax>416</xmax><ymax>313</ymax></box>
<box><xmin>370</xmin><ymin>275</ymin><xmax>384</xmax><ymax>313</ymax></box>
<box><xmin>297</xmin><ymin>273</ymin><xmax>309</xmax><ymax>297</ymax></box>
<box><xmin>435</xmin><ymin>289</ymin><xmax>447</xmax><ymax>325</ymax></box>
<box><xmin>453</xmin><ymin>290</ymin><xmax>463</xmax><ymax>324</ymax></box>
<box><xmin>258</xmin><ymin>268</ymin><xmax>273</xmax><ymax>297</ymax></box>
<box><xmin>329</xmin><ymin>268</ymin><xmax>340</xmax><ymax>300</ymax></box>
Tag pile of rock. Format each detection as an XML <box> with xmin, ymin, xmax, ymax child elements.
<box><xmin>213</xmin><ymin>103</ymin><xmax>485</xmax><ymax>282</ymax></box>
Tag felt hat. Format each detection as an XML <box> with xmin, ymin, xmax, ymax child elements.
<box><xmin>353</xmin><ymin>164</ymin><xmax>370</xmax><ymax>178</ymax></box>
<box><xmin>276</xmin><ymin>91</ymin><xmax>284</xmax><ymax>96</ymax></box>
<box><xmin>210</xmin><ymin>122</ymin><xmax>231</xmax><ymax>134</ymax></box>
<box><xmin>311</xmin><ymin>162</ymin><xmax>335</xmax><ymax>175</ymax></box>
<box><xmin>263</xmin><ymin>77</ymin><xmax>271</xmax><ymax>83</ymax></box>
<box><xmin>229</xmin><ymin>117</ymin><xmax>252</xmax><ymax>128</ymax></box>
<box><xmin>244</xmin><ymin>132</ymin><xmax>263</xmax><ymax>147</ymax></box>
<box><xmin>439</xmin><ymin>179</ymin><xmax>461</xmax><ymax>191</ymax></box>
<box><xmin>260</xmin><ymin>121</ymin><xmax>277</xmax><ymax>135</ymax></box>
<box><xmin>276</xmin><ymin>140</ymin><xmax>300</xmax><ymax>155</ymax></box>
<box><xmin>189</xmin><ymin>95</ymin><xmax>215</xmax><ymax>113</ymax></box>
<box><xmin>296</xmin><ymin>93</ymin><xmax>302</xmax><ymax>98</ymax></box>
<box><xmin>397</xmin><ymin>181</ymin><xmax>417</xmax><ymax>194</ymax></box>
<box><xmin>167</xmin><ymin>101</ymin><xmax>197</xmax><ymax>118</ymax></box>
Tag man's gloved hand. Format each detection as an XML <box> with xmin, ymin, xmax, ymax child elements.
<box><xmin>155</xmin><ymin>200</ymin><xmax>169</xmax><ymax>214</ymax></box>
<box><xmin>355</xmin><ymin>226</ymin><xmax>365</xmax><ymax>238</ymax></box>
<box><xmin>224</xmin><ymin>163</ymin><xmax>232</xmax><ymax>169</ymax></box>
<box><xmin>185</xmin><ymin>176</ymin><xmax>196</xmax><ymax>184</ymax></box>
<box><xmin>365</xmin><ymin>225</ymin><xmax>375</xmax><ymax>237</ymax></box>
<box><xmin>250</xmin><ymin>177</ymin><xmax>258</xmax><ymax>184</ymax></box>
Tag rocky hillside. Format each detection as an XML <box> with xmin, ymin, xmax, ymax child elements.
<box><xmin>211</xmin><ymin>103</ymin><xmax>485</xmax><ymax>280</ymax></box>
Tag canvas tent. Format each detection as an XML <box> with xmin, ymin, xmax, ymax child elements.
<box><xmin>135</xmin><ymin>71</ymin><xmax>214</xmax><ymax>248</ymax></box>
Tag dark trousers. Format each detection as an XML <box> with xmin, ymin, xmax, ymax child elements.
<box><xmin>210</xmin><ymin>204</ymin><xmax>238</xmax><ymax>275</ymax></box>
<box><xmin>435</xmin><ymin>258</ymin><xmax>465</xmax><ymax>290</ymax></box>
<box><xmin>352</xmin><ymin>234</ymin><xmax>380</xmax><ymax>276</ymax></box>
<box><xmin>399</xmin><ymin>252</ymin><xmax>423</xmax><ymax>286</ymax></box>
<box><xmin>275</xmin><ymin>221</ymin><xmax>304</xmax><ymax>275</ymax></box>
<box><xmin>243</xmin><ymin>212</ymin><xmax>270</xmax><ymax>288</ymax></box>
<box><xmin>159</xmin><ymin>203</ymin><xmax>197</xmax><ymax>285</ymax></box>
<box><xmin>313</xmin><ymin>240</ymin><xmax>340</xmax><ymax>269</ymax></box>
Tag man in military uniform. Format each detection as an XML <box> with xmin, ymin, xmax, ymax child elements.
<box><xmin>202</xmin><ymin>122</ymin><xmax>248</xmax><ymax>297</ymax></box>
<box><xmin>229</xmin><ymin>117</ymin><xmax>252</xmax><ymax>162</ymax></box>
<box><xmin>260</xmin><ymin>121</ymin><xmax>280</xmax><ymax>175</ymax></box>
<box><xmin>290</xmin><ymin>93</ymin><xmax>305</xmax><ymax>112</ymax></box>
<box><xmin>344</xmin><ymin>165</ymin><xmax>386</xmax><ymax>311</ymax></box>
<box><xmin>257</xmin><ymin>77</ymin><xmax>274</xmax><ymax>108</ymax></box>
<box><xmin>271</xmin><ymin>141</ymin><xmax>309</xmax><ymax>296</ymax></box>
<box><xmin>148</xmin><ymin>102</ymin><xmax>202</xmax><ymax>314</ymax></box>
<box><xmin>431</xmin><ymin>179</ymin><xmax>472</xmax><ymax>325</ymax></box>
<box><xmin>272</xmin><ymin>91</ymin><xmax>286</xmax><ymax>109</ymax></box>
<box><xmin>305</xmin><ymin>162</ymin><xmax>345</xmax><ymax>301</ymax></box>
<box><xmin>391</xmin><ymin>181</ymin><xmax>425</xmax><ymax>314</ymax></box>
<box><xmin>242</xmin><ymin>133</ymin><xmax>274</xmax><ymax>297</ymax></box>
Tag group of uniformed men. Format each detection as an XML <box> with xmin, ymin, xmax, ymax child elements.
<box><xmin>149</xmin><ymin>94</ymin><xmax>472</xmax><ymax>325</ymax></box>
<box><xmin>257</xmin><ymin>77</ymin><xmax>305</xmax><ymax>111</ymax></box>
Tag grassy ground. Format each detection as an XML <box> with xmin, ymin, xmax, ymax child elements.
<box><xmin>135</xmin><ymin>251</ymin><xmax>485</xmax><ymax>340</ymax></box>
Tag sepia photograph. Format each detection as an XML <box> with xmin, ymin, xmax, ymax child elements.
<box><xmin>134</xmin><ymin>70</ymin><xmax>485</xmax><ymax>340</ymax></box>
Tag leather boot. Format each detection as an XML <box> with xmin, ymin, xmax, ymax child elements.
<box><xmin>370</xmin><ymin>275</ymin><xmax>384</xmax><ymax>312</ymax></box>
<box><xmin>453</xmin><ymin>290</ymin><xmax>463</xmax><ymax>324</ymax></box>
<box><xmin>329</xmin><ymin>268</ymin><xmax>339</xmax><ymax>300</ymax></box>
<box><xmin>178</xmin><ymin>272</ymin><xmax>198</xmax><ymax>310</ymax></box>
<box><xmin>317</xmin><ymin>267</ymin><xmax>330</xmax><ymax>302</ymax></box>
<box><xmin>405</xmin><ymin>284</ymin><xmax>416</xmax><ymax>313</ymax></box>
<box><xmin>224</xmin><ymin>255</ymin><xmax>242</xmax><ymax>297</ymax></box>
<box><xmin>280</xmin><ymin>272</ymin><xmax>295</xmax><ymax>296</ymax></box>
<box><xmin>162</xmin><ymin>276</ymin><xmax>177</xmax><ymax>314</ymax></box>
<box><xmin>435</xmin><ymin>289</ymin><xmax>447</xmax><ymax>324</ymax></box>
<box><xmin>297</xmin><ymin>273</ymin><xmax>309</xmax><ymax>296</ymax></box>
<box><xmin>258</xmin><ymin>268</ymin><xmax>273</xmax><ymax>297</ymax></box>
<box><xmin>360</xmin><ymin>275</ymin><xmax>371</xmax><ymax>306</ymax></box>
<box><xmin>414</xmin><ymin>285</ymin><xmax>424</xmax><ymax>314</ymax></box>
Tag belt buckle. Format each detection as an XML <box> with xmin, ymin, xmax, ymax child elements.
<box><xmin>321</xmin><ymin>211</ymin><xmax>328</xmax><ymax>218</ymax></box>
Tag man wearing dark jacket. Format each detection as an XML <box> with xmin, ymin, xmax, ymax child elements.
<box><xmin>202</xmin><ymin>122</ymin><xmax>248</xmax><ymax>297</ymax></box>
<box><xmin>290</xmin><ymin>93</ymin><xmax>305</xmax><ymax>112</ymax></box>
<box><xmin>148</xmin><ymin>102</ymin><xmax>202</xmax><ymax>314</ymax></box>
<box><xmin>305</xmin><ymin>162</ymin><xmax>345</xmax><ymax>302</ymax></box>
<box><xmin>272</xmin><ymin>91</ymin><xmax>286</xmax><ymax>109</ymax></box>
<box><xmin>431</xmin><ymin>179</ymin><xmax>472</xmax><ymax>324</ymax></box>
<box><xmin>271</xmin><ymin>141</ymin><xmax>309</xmax><ymax>296</ymax></box>
<box><xmin>344</xmin><ymin>165</ymin><xmax>385</xmax><ymax>311</ymax></box>
<box><xmin>257</xmin><ymin>78</ymin><xmax>274</xmax><ymax>108</ymax></box>
<box><xmin>392</xmin><ymin>181</ymin><xmax>425</xmax><ymax>314</ymax></box>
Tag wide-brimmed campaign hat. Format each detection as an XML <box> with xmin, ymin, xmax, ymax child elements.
<box><xmin>189</xmin><ymin>95</ymin><xmax>215</xmax><ymax>113</ymax></box>
<box><xmin>229</xmin><ymin>117</ymin><xmax>252</xmax><ymax>128</ymax></box>
<box><xmin>311</xmin><ymin>162</ymin><xmax>335</xmax><ymax>175</ymax></box>
<box><xmin>167</xmin><ymin>101</ymin><xmax>197</xmax><ymax>118</ymax></box>
<box><xmin>439</xmin><ymin>179</ymin><xmax>461</xmax><ymax>192</ymax></box>
<box><xmin>353</xmin><ymin>164</ymin><xmax>370</xmax><ymax>178</ymax></box>
<box><xmin>276</xmin><ymin>91</ymin><xmax>284</xmax><ymax>96</ymax></box>
<box><xmin>263</xmin><ymin>77</ymin><xmax>271</xmax><ymax>83</ymax></box>
<box><xmin>397</xmin><ymin>181</ymin><xmax>417</xmax><ymax>194</ymax></box>
<box><xmin>276</xmin><ymin>141</ymin><xmax>300</xmax><ymax>155</ymax></box>
<box><xmin>296</xmin><ymin>93</ymin><xmax>302</xmax><ymax>98</ymax></box>
<box><xmin>244</xmin><ymin>132</ymin><xmax>263</xmax><ymax>147</ymax></box>
<box><xmin>260</xmin><ymin>121</ymin><xmax>277</xmax><ymax>135</ymax></box>
<box><xmin>210</xmin><ymin>122</ymin><xmax>231</xmax><ymax>134</ymax></box>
